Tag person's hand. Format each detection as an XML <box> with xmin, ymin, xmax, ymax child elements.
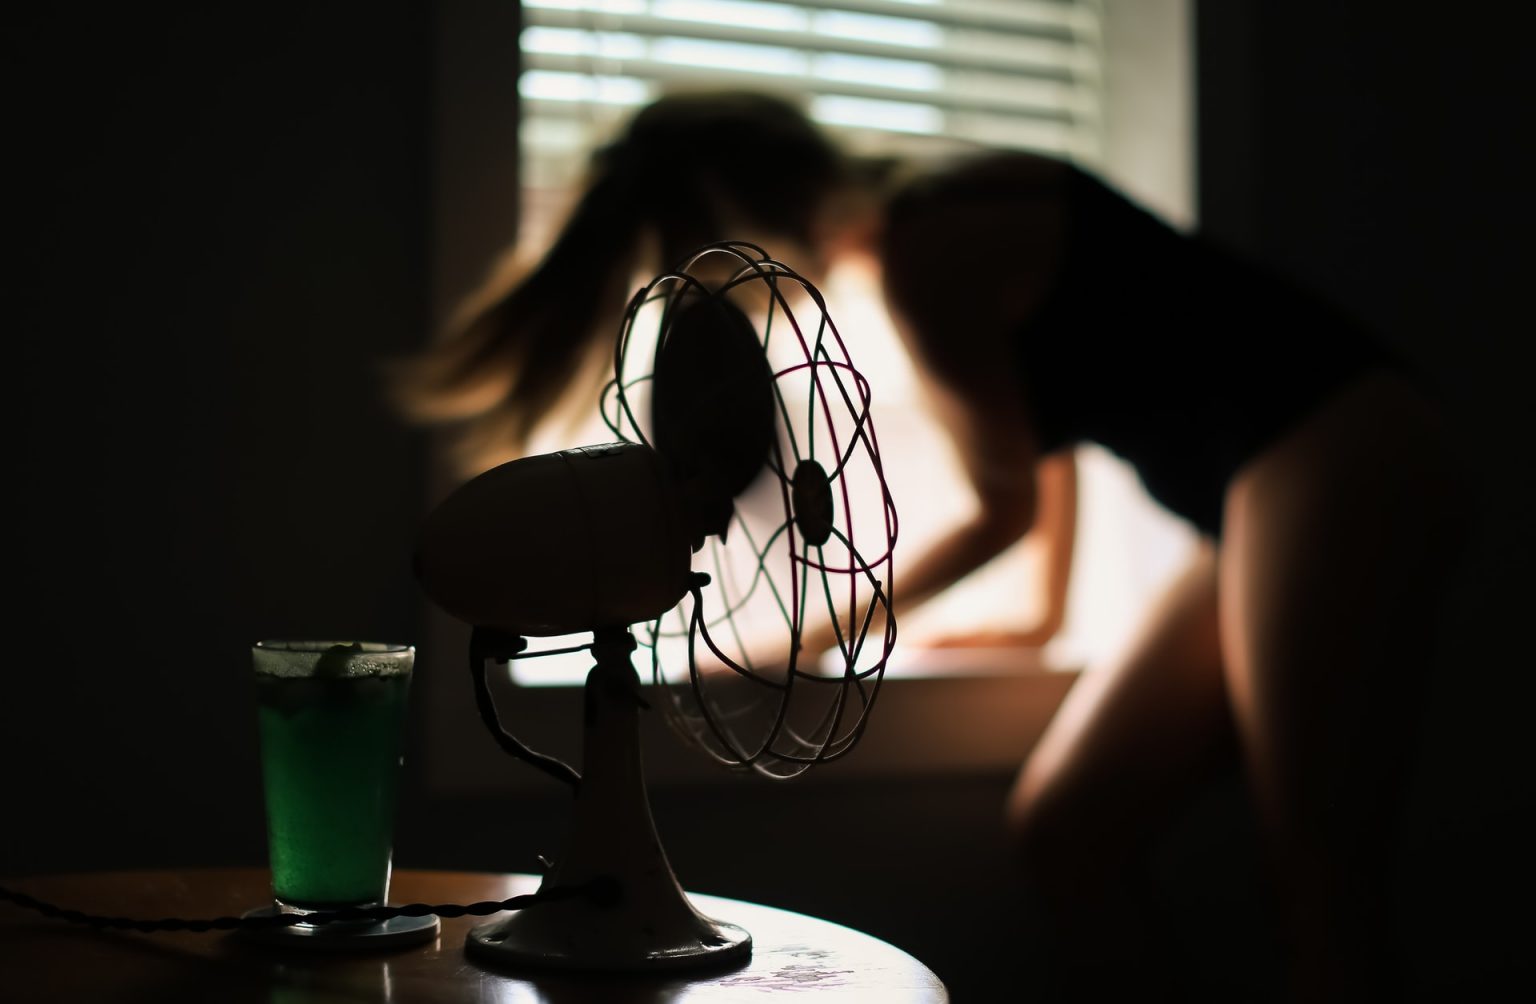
<box><xmin>925</xmin><ymin>626</ymin><xmax>1057</xmax><ymax>650</ymax></box>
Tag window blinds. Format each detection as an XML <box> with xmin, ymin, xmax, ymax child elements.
<box><xmin>518</xmin><ymin>0</ymin><xmax>1104</xmax><ymax>190</ymax></box>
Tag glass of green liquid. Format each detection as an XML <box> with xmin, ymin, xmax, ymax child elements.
<box><xmin>252</xmin><ymin>640</ymin><xmax>414</xmax><ymax>920</ymax></box>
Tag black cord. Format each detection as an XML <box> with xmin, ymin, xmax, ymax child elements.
<box><xmin>0</xmin><ymin>876</ymin><xmax>620</xmax><ymax>934</ymax></box>
<box><xmin>469</xmin><ymin>627</ymin><xmax>582</xmax><ymax>790</ymax></box>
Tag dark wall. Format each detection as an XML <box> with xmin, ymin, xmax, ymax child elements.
<box><xmin>7</xmin><ymin>6</ymin><xmax>434</xmax><ymax>873</ymax></box>
<box><xmin>1197</xmin><ymin>2</ymin><xmax>1531</xmax><ymax>993</ymax></box>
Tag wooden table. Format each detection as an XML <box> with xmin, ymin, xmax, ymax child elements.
<box><xmin>0</xmin><ymin>869</ymin><xmax>947</xmax><ymax>1002</ymax></box>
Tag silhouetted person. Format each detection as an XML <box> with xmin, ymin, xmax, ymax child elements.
<box><xmin>395</xmin><ymin>91</ymin><xmax>1454</xmax><ymax>1002</ymax></box>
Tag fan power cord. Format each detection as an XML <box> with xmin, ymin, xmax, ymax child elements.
<box><xmin>470</xmin><ymin>626</ymin><xmax>582</xmax><ymax>790</ymax></box>
<box><xmin>0</xmin><ymin>875</ymin><xmax>621</xmax><ymax>935</ymax></box>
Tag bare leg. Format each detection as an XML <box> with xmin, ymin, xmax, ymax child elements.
<box><xmin>1220</xmin><ymin>373</ymin><xmax>1453</xmax><ymax>1000</ymax></box>
<box><xmin>1007</xmin><ymin>545</ymin><xmax>1235</xmax><ymax>998</ymax></box>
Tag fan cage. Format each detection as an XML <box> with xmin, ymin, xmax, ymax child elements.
<box><xmin>600</xmin><ymin>241</ymin><xmax>898</xmax><ymax>779</ymax></box>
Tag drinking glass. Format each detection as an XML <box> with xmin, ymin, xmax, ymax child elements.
<box><xmin>252</xmin><ymin>641</ymin><xmax>414</xmax><ymax>918</ymax></box>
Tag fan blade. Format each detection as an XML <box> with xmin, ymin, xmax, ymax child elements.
<box><xmin>650</xmin><ymin>292</ymin><xmax>777</xmax><ymax>540</ymax></box>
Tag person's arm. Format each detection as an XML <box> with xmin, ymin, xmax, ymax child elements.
<box><xmin>929</xmin><ymin>450</ymin><xmax>1076</xmax><ymax>649</ymax></box>
<box><xmin>894</xmin><ymin>457</ymin><xmax>1041</xmax><ymax>617</ymax></box>
<box><xmin>804</xmin><ymin>155</ymin><xmax>1075</xmax><ymax>662</ymax></box>
<box><xmin>799</xmin><ymin>379</ymin><xmax>1048</xmax><ymax>661</ymax></box>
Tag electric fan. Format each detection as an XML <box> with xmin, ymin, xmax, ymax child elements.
<box><xmin>414</xmin><ymin>241</ymin><xmax>898</xmax><ymax>972</ymax></box>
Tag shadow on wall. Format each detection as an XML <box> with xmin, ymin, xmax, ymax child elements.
<box><xmin>1198</xmin><ymin>3</ymin><xmax>1531</xmax><ymax>997</ymax></box>
<box><xmin>6</xmin><ymin>5</ymin><xmax>433</xmax><ymax>875</ymax></box>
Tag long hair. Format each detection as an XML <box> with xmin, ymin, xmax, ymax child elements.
<box><xmin>392</xmin><ymin>91</ymin><xmax>849</xmax><ymax>473</ymax></box>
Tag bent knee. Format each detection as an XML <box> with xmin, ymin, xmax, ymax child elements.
<box><xmin>1005</xmin><ymin>767</ymin><xmax>1111</xmax><ymax>893</ymax></box>
<box><xmin>1006</xmin><ymin>753</ymin><xmax>1178</xmax><ymax>903</ymax></box>
<box><xmin>1004</xmin><ymin>756</ymin><xmax>1055</xmax><ymax>849</ymax></box>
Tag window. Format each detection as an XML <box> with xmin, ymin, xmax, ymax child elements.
<box><xmin>518</xmin><ymin>0</ymin><xmax>1106</xmax><ymax>248</ymax></box>
<box><xmin>511</xmin><ymin>0</ymin><xmax>1197</xmax><ymax>680</ymax></box>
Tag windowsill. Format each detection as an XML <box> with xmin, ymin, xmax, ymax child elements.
<box><xmin>420</xmin><ymin>635</ymin><xmax>1080</xmax><ymax>796</ymax></box>
<box><xmin>881</xmin><ymin>642</ymin><xmax>1079</xmax><ymax>678</ymax></box>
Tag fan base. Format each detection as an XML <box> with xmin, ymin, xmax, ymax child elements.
<box><xmin>461</xmin><ymin>630</ymin><xmax>750</xmax><ymax>974</ymax></box>
<box><xmin>465</xmin><ymin>908</ymin><xmax>750</xmax><ymax>973</ymax></box>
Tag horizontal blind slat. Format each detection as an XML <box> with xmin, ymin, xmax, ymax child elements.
<box><xmin>524</xmin><ymin>52</ymin><xmax>1091</xmax><ymax>120</ymax></box>
<box><xmin>523</xmin><ymin>0</ymin><xmax>1097</xmax><ymax>37</ymax></box>
<box><xmin>523</xmin><ymin>8</ymin><xmax>1097</xmax><ymax>78</ymax></box>
<box><xmin>791</xmin><ymin>0</ymin><xmax>1096</xmax><ymax>35</ymax></box>
<box><xmin>520</xmin><ymin>111</ymin><xmax>1090</xmax><ymax>188</ymax></box>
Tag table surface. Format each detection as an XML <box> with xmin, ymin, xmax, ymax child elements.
<box><xmin>0</xmin><ymin>869</ymin><xmax>947</xmax><ymax>1002</ymax></box>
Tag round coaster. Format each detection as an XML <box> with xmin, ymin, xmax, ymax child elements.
<box><xmin>236</xmin><ymin>906</ymin><xmax>440</xmax><ymax>952</ymax></box>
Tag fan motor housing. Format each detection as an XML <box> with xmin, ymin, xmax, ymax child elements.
<box><xmin>415</xmin><ymin>442</ymin><xmax>693</xmax><ymax>636</ymax></box>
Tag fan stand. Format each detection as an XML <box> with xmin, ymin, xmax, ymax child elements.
<box><xmin>465</xmin><ymin>628</ymin><xmax>752</xmax><ymax>972</ymax></box>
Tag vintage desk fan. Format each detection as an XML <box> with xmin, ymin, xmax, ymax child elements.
<box><xmin>415</xmin><ymin>241</ymin><xmax>898</xmax><ymax>971</ymax></box>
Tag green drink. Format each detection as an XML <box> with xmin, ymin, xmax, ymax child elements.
<box><xmin>253</xmin><ymin>641</ymin><xmax>413</xmax><ymax>914</ymax></box>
